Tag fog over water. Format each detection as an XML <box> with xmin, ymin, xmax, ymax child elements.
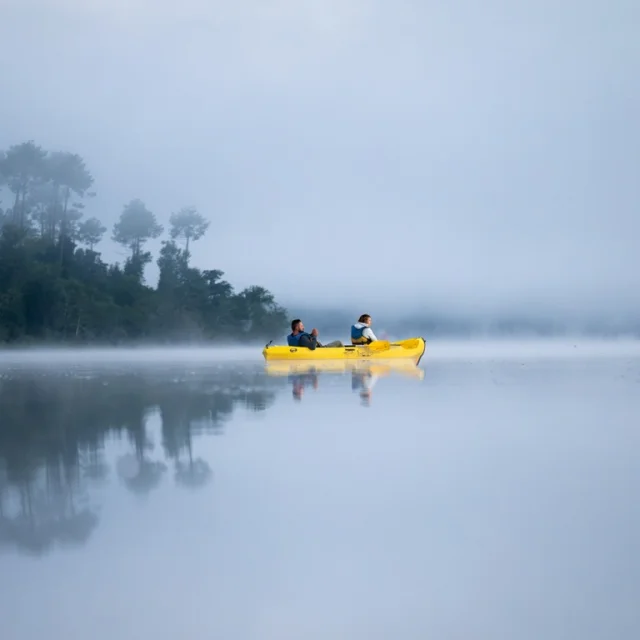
<box><xmin>0</xmin><ymin>339</ymin><xmax>640</xmax><ymax>367</ymax></box>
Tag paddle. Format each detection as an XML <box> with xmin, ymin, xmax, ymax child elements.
<box><xmin>367</xmin><ymin>338</ymin><xmax>421</xmax><ymax>352</ymax></box>
<box><xmin>367</xmin><ymin>340</ymin><xmax>391</xmax><ymax>352</ymax></box>
<box><xmin>393</xmin><ymin>338</ymin><xmax>421</xmax><ymax>350</ymax></box>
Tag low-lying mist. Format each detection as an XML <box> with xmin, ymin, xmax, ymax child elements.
<box><xmin>288</xmin><ymin>303</ymin><xmax>640</xmax><ymax>341</ymax></box>
<box><xmin>1</xmin><ymin>338</ymin><xmax>639</xmax><ymax>370</ymax></box>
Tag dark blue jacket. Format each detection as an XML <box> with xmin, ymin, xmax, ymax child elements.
<box><xmin>287</xmin><ymin>332</ymin><xmax>318</xmax><ymax>350</ymax></box>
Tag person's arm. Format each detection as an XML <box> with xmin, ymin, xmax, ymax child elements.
<box><xmin>298</xmin><ymin>333</ymin><xmax>318</xmax><ymax>350</ymax></box>
<box><xmin>363</xmin><ymin>327</ymin><xmax>378</xmax><ymax>342</ymax></box>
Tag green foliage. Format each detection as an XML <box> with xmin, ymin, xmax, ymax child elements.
<box><xmin>169</xmin><ymin>206</ymin><xmax>210</xmax><ymax>254</ymax></box>
<box><xmin>112</xmin><ymin>198</ymin><xmax>163</xmax><ymax>259</ymax></box>
<box><xmin>0</xmin><ymin>140</ymin><xmax>288</xmax><ymax>344</ymax></box>
<box><xmin>0</xmin><ymin>141</ymin><xmax>48</xmax><ymax>229</ymax></box>
<box><xmin>77</xmin><ymin>217</ymin><xmax>107</xmax><ymax>250</ymax></box>
<box><xmin>0</xmin><ymin>142</ymin><xmax>94</xmax><ymax>244</ymax></box>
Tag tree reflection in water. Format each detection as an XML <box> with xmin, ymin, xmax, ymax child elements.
<box><xmin>0</xmin><ymin>366</ymin><xmax>282</xmax><ymax>555</ymax></box>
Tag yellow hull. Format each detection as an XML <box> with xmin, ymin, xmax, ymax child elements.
<box><xmin>262</xmin><ymin>337</ymin><xmax>426</xmax><ymax>365</ymax></box>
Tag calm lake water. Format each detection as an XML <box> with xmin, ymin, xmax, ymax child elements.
<box><xmin>1</xmin><ymin>340</ymin><xmax>639</xmax><ymax>639</ymax></box>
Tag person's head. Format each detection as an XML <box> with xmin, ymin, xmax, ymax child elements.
<box><xmin>358</xmin><ymin>314</ymin><xmax>372</xmax><ymax>326</ymax></box>
<box><xmin>291</xmin><ymin>318</ymin><xmax>304</xmax><ymax>333</ymax></box>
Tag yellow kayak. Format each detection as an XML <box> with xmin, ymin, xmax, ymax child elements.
<box><xmin>262</xmin><ymin>337</ymin><xmax>426</xmax><ymax>365</ymax></box>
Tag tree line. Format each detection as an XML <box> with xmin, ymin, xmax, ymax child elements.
<box><xmin>0</xmin><ymin>140</ymin><xmax>287</xmax><ymax>343</ymax></box>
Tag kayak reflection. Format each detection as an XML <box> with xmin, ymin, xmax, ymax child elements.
<box><xmin>264</xmin><ymin>360</ymin><xmax>424</xmax><ymax>405</ymax></box>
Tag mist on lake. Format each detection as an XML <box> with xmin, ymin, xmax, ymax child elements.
<box><xmin>1</xmin><ymin>339</ymin><xmax>639</xmax><ymax>639</ymax></box>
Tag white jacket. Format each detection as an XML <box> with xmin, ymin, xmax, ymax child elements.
<box><xmin>352</xmin><ymin>322</ymin><xmax>377</xmax><ymax>342</ymax></box>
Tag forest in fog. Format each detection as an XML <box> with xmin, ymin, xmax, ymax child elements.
<box><xmin>1</xmin><ymin>140</ymin><xmax>638</xmax><ymax>345</ymax></box>
<box><xmin>0</xmin><ymin>140</ymin><xmax>287</xmax><ymax>344</ymax></box>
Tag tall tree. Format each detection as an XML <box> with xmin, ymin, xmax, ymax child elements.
<box><xmin>0</xmin><ymin>150</ymin><xmax>6</xmax><ymax>189</ymax></box>
<box><xmin>26</xmin><ymin>181</ymin><xmax>57</xmax><ymax>238</ymax></box>
<box><xmin>113</xmin><ymin>199</ymin><xmax>163</xmax><ymax>281</ymax></box>
<box><xmin>112</xmin><ymin>199</ymin><xmax>163</xmax><ymax>259</ymax></box>
<box><xmin>0</xmin><ymin>151</ymin><xmax>5</xmax><ymax>222</ymax></box>
<box><xmin>45</xmin><ymin>151</ymin><xmax>94</xmax><ymax>242</ymax></box>
<box><xmin>0</xmin><ymin>141</ymin><xmax>47</xmax><ymax>229</ymax></box>
<box><xmin>77</xmin><ymin>217</ymin><xmax>106</xmax><ymax>250</ymax></box>
<box><xmin>157</xmin><ymin>241</ymin><xmax>188</xmax><ymax>291</ymax></box>
<box><xmin>169</xmin><ymin>206</ymin><xmax>209</xmax><ymax>255</ymax></box>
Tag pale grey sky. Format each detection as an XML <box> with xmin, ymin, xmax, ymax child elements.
<box><xmin>1</xmin><ymin>0</ymin><xmax>638</xmax><ymax>318</ymax></box>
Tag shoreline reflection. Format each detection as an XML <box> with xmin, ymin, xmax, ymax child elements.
<box><xmin>0</xmin><ymin>365</ymin><xmax>284</xmax><ymax>556</ymax></box>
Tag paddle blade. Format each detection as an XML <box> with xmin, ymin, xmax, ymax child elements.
<box><xmin>395</xmin><ymin>338</ymin><xmax>421</xmax><ymax>350</ymax></box>
<box><xmin>367</xmin><ymin>340</ymin><xmax>391</xmax><ymax>352</ymax></box>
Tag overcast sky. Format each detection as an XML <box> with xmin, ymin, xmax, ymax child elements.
<box><xmin>1</xmin><ymin>0</ymin><xmax>638</xmax><ymax>319</ymax></box>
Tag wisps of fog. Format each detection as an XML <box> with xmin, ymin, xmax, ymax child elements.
<box><xmin>0</xmin><ymin>338</ymin><xmax>639</xmax><ymax>370</ymax></box>
<box><xmin>0</xmin><ymin>346</ymin><xmax>260</xmax><ymax>367</ymax></box>
<box><xmin>290</xmin><ymin>306</ymin><xmax>640</xmax><ymax>340</ymax></box>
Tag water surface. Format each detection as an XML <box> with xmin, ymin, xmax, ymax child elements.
<box><xmin>0</xmin><ymin>341</ymin><xmax>639</xmax><ymax>639</ymax></box>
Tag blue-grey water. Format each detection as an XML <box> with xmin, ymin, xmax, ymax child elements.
<box><xmin>0</xmin><ymin>340</ymin><xmax>639</xmax><ymax>640</ymax></box>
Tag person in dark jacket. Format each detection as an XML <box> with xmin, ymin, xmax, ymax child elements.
<box><xmin>287</xmin><ymin>319</ymin><xmax>343</xmax><ymax>349</ymax></box>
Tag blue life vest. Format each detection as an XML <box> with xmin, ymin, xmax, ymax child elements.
<box><xmin>287</xmin><ymin>332</ymin><xmax>310</xmax><ymax>346</ymax></box>
<box><xmin>351</xmin><ymin>324</ymin><xmax>371</xmax><ymax>344</ymax></box>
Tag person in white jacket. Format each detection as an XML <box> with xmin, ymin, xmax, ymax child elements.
<box><xmin>350</xmin><ymin>314</ymin><xmax>378</xmax><ymax>345</ymax></box>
